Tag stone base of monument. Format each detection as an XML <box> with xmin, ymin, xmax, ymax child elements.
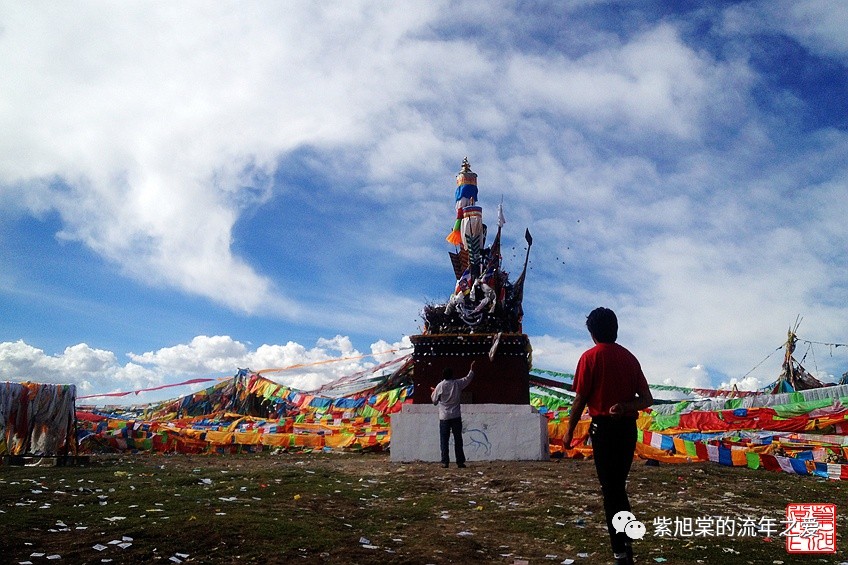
<box><xmin>389</xmin><ymin>404</ymin><xmax>549</xmax><ymax>462</ymax></box>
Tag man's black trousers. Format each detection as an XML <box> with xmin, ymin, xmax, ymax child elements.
<box><xmin>590</xmin><ymin>415</ymin><xmax>637</xmax><ymax>555</ymax></box>
<box><xmin>439</xmin><ymin>417</ymin><xmax>465</xmax><ymax>466</ymax></box>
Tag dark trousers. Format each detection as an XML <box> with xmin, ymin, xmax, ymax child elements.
<box><xmin>590</xmin><ymin>416</ymin><xmax>637</xmax><ymax>555</ymax></box>
<box><xmin>439</xmin><ymin>417</ymin><xmax>465</xmax><ymax>465</ymax></box>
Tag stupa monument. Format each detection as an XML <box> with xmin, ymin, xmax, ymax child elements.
<box><xmin>390</xmin><ymin>159</ymin><xmax>549</xmax><ymax>462</ymax></box>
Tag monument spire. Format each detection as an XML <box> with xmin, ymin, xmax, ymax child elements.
<box><xmin>446</xmin><ymin>158</ymin><xmax>484</xmax><ymax>279</ymax></box>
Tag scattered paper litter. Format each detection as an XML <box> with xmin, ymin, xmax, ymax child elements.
<box><xmin>457</xmin><ymin>531</ymin><xmax>473</xmax><ymax>537</ymax></box>
<box><xmin>93</xmin><ymin>545</ymin><xmax>108</xmax><ymax>551</ymax></box>
<box><xmin>118</xmin><ymin>543</ymin><xmax>132</xmax><ymax>549</ymax></box>
<box><xmin>359</xmin><ymin>537</ymin><xmax>371</xmax><ymax>545</ymax></box>
<box><xmin>46</xmin><ymin>556</ymin><xmax>61</xmax><ymax>560</ymax></box>
<box><xmin>561</xmin><ymin>560</ymin><xmax>575</xmax><ymax>565</ymax></box>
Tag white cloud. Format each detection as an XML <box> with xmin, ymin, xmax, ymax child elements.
<box><xmin>723</xmin><ymin>0</ymin><xmax>848</xmax><ymax>60</ymax></box>
<box><xmin>370</xmin><ymin>336</ymin><xmax>413</xmax><ymax>362</ymax></box>
<box><xmin>0</xmin><ymin>335</ymin><xmax>412</xmax><ymax>403</ymax></box>
<box><xmin>668</xmin><ymin>365</ymin><xmax>712</xmax><ymax>390</ymax></box>
<box><xmin>2</xmin><ymin>3</ymin><xmax>848</xmax><ymax>401</ymax></box>
<box><xmin>719</xmin><ymin>374</ymin><xmax>772</xmax><ymax>393</ymax></box>
<box><xmin>528</xmin><ymin>334</ymin><xmax>586</xmax><ymax>377</ymax></box>
<box><xmin>0</xmin><ymin>6</ymin><xmax>752</xmax><ymax>322</ymax></box>
<box><xmin>0</xmin><ymin>3</ymin><xmax>448</xmax><ymax>317</ymax></box>
<box><xmin>503</xmin><ymin>24</ymin><xmax>737</xmax><ymax>140</ymax></box>
<box><xmin>127</xmin><ymin>335</ymin><xmax>249</xmax><ymax>374</ymax></box>
<box><xmin>0</xmin><ymin>340</ymin><xmax>153</xmax><ymax>394</ymax></box>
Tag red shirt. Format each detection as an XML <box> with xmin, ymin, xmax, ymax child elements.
<box><xmin>573</xmin><ymin>342</ymin><xmax>648</xmax><ymax>417</ymax></box>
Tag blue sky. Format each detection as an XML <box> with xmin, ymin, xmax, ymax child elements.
<box><xmin>2</xmin><ymin>1</ymin><xmax>847</xmax><ymax>403</ymax></box>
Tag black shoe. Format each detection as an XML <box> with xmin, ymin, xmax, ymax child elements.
<box><xmin>441</xmin><ymin>463</ymin><xmax>449</xmax><ymax>468</ymax></box>
<box><xmin>613</xmin><ymin>552</ymin><xmax>634</xmax><ymax>565</ymax></box>
<box><xmin>457</xmin><ymin>463</ymin><xmax>466</xmax><ymax>468</ymax></box>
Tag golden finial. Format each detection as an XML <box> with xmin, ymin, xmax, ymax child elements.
<box><xmin>460</xmin><ymin>157</ymin><xmax>472</xmax><ymax>174</ymax></box>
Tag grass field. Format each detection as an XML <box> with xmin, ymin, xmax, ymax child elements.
<box><xmin>1</xmin><ymin>452</ymin><xmax>846</xmax><ymax>564</ymax></box>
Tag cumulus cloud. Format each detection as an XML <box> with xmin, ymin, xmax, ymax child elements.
<box><xmin>127</xmin><ymin>336</ymin><xmax>250</xmax><ymax>374</ymax></box>
<box><xmin>0</xmin><ymin>340</ymin><xmax>156</xmax><ymax>394</ymax></box>
<box><xmin>0</xmin><ymin>335</ymin><xmax>412</xmax><ymax>403</ymax></box>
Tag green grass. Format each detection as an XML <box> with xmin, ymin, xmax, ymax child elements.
<box><xmin>0</xmin><ymin>452</ymin><xmax>846</xmax><ymax>564</ymax></box>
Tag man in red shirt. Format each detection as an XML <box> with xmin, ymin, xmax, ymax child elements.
<box><xmin>563</xmin><ymin>308</ymin><xmax>653</xmax><ymax>565</ymax></box>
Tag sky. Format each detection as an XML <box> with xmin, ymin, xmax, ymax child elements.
<box><xmin>2</xmin><ymin>1</ymin><xmax>848</xmax><ymax>404</ymax></box>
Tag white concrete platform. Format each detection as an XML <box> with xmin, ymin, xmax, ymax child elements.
<box><xmin>389</xmin><ymin>404</ymin><xmax>549</xmax><ymax>462</ymax></box>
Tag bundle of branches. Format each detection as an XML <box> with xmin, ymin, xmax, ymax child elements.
<box><xmin>421</xmin><ymin>281</ymin><xmax>523</xmax><ymax>335</ymax></box>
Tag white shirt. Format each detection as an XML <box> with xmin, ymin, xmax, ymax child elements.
<box><xmin>431</xmin><ymin>370</ymin><xmax>475</xmax><ymax>420</ymax></box>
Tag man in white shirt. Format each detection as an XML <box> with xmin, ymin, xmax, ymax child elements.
<box><xmin>431</xmin><ymin>360</ymin><xmax>476</xmax><ymax>468</ymax></box>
